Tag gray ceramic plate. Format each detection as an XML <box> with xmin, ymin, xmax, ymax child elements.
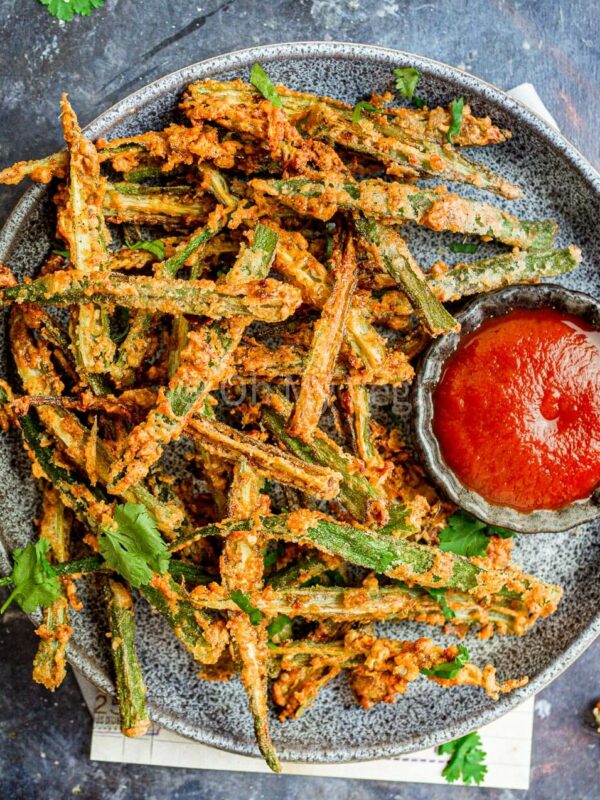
<box><xmin>0</xmin><ymin>42</ymin><xmax>599</xmax><ymax>763</ymax></box>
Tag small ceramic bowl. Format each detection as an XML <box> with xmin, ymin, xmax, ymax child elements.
<box><xmin>412</xmin><ymin>284</ymin><xmax>600</xmax><ymax>533</ymax></box>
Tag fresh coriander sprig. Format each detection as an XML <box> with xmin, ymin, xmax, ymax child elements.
<box><xmin>38</xmin><ymin>0</ymin><xmax>106</xmax><ymax>23</ymax></box>
<box><xmin>98</xmin><ymin>503</ymin><xmax>170</xmax><ymax>588</ymax></box>
<box><xmin>393</xmin><ymin>66</ymin><xmax>426</xmax><ymax>109</ymax></box>
<box><xmin>230</xmin><ymin>589</ymin><xmax>263</xmax><ymax>625</ymax></box>
<box><xmin>447</xmin><ymin>97</ymin><xmax>465</xmax><ymax>143</ymax></box>
<box><xmin>426</xmin><ymin>588</ymin><xmax>456</xmax><ymax>621</ymax></box>
<box><xmin>439</xmin><ymin>731</ymin><xmax>487</xmax><ymax>785</ymax></box>
<box><xmin>125</xmin><ymin>238</ymin><xmax>166</xmax><ymax>261</ymax></box>
<box><xmin>267</xmin><ymin>613</ymin><xmax>293</xmax><ymax>642</ymax></box>
<box><xmin>422</xmin><ymin>644</ymin><xmax>469</xmax><ymax>679</ymax></box>
<box><xmin>0</xmin><ymin>539</ymin><xmax>62</xmax><ymax>614</ymax></box>
<box><xmin>250</xmin><ymin>63</ymin><xmax>282</xmax><ymax>108</ymax></box>
<box><xmin>439</xmin><ymin>512</ymin><xmax>515</xmax><ymax>558</ymax></box>
<box><xmin>352</xmin><ymin>101</ymin><xmax>380</xmax><ymax>124</ymax></box>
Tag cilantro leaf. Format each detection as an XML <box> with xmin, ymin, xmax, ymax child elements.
<box><xmin>413</xmin><ymin>96</ymin><xmax>426</xmax><ymax>109</ymax></box>
<box><xmin>267</xmin><ymin>613</ymin><xmax>293</xmax><ymax>642</ymax></box>
<box><xmin>125</xmin><ymin>238</ymin><xmax>166</xmax><ymax>261</ymax></box>
<box><xmin>39</xmin><ymin>0</ymin><xmax>105</xmax><ymax>22</ymax></box>
<box><xmin>488</xmin><ymin>525</ymin><xmax>515</xmax><ymax>539</ymax></box>
<box><xmin>426</xmin><ymin>588</ymin><xmax>456</xmax><ymax>621</ymax></box>
<box><xmin>352</xmin><ymin>100</ymin><xmax>379</xmax><ymax>124</ymax></box>
<box><xmin>447</xmin><ymin>97</ymin><xmax>465</xmax><ymax>143</ymax></box>
<box><xmin>393</xmin><ymin>67</ymin><xmax>421</xmax><ymax>100</ymax></box>
<box><xmin>439</xmin><ymin>731</ymin><xmax>487</xmax><ymax>785</ymax></box>
<box><xmin>422</xmin><ymin>644</ymin><xmax>469</xmax><ymax>679</ymax></box>
<box><xmin>230</xmin><ymin>589</ymin><xmax>263</xmax><ymax>625</ymax></box>
<box><xmin>448</xmin><ymin>242</ymin><xmax>479</xmax><ymax>254</ymax></box>
<box><xmin>249</xmin><ymin>63</ymin><xmax>282</xmax><ymax>108</ymax></box>
<box><xmin>438</xmin><ymin>512</ymin><xmax>516</xmax><ymax>557</ymax></box>
<box><xmin>439</xmin><ymin>512</ymin><xmax>489</xmax><ymax>557</ymax></box>
<box><xmin>98</xmin><ymin>503</ymin><xmax>170</xmax><ymax>589</ymax></box>
<box><xmin>51</xmin><ymin>248</ymin><xmax>70</xmax><ymax>259</ymax></box>
<box><xmin>0</xmin><ymin>540</ymin><xmax>62</xmax><ymax>614</ymax></box>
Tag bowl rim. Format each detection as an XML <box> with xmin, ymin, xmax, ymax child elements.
<box><xmin>1</xmin><ymin>39</ymin><xmax>600</xmax><ymax>764</ymax></box>
<box><xmin>412</xmin><ymin>284</ymin><xmax>600</xmax><ymax>533</ymax></box>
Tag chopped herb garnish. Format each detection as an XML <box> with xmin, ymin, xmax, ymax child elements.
<box><xmin>438</xmin><ymin>512</ymin><xmax>515</xmax><ymax>558</ymax></box>
<box><xmin>38</xmin><ymin>0</ymin><xmax>105</xmax><ymax>22</ymax></box>
<box><xmin>439</xmin><ymin>731</ymin><xmax>487</xmax><ymax>785</ymax></box>
<box><xmin>352</xmin><ymin>100</ymin><xmax>379</xmax><ymax>124</ymax></box>
<box><xmin>422</xmin><ymin>644</ymin><xmax>469</xmax><ymax>679</ymax></box>
<box><xmin>250</xmin><ymin>63</ymin><xmax>282</xmax><ymax>108</ymax></box>
<box><xmin>447</xmin><ymin>97</ymin><xmax>465</xmax><ymax>143</ymax></box>
<box><xmin>267</xmin><ymin>613</ymin><xmax>293</xmax><ymax>642</ymax></box>
<box><xmin>98</xmin><ymin>503</ymin><xmax>170</xmax><ymax>588</ymax></box>
<box><xmin>426</xmin><ymin>587</ymin><xmax>456</xmax><ymax>621</ymax></box>
<box><xmin>413</xmin><ymin>96</ymin><xmax>426</xmax><ymax>109</ymax></box>
<box><xmin>393</xmin><ymin>67</ymin><xmax>421</xmax><ymax>100</ymax></box>
<box><xmin>51</xmin><ymin>248</ymin><xmax>70</xmax><ymax>259</ymax></box>
<box><xmin>230</xmin><ymin>589</ymin><xmax>263</xmax><ymax>625</ymax></box>
<box><xmin>448</xmin><ymin>242</ymin><xmax>479</xmax><ymax>254</ymax></box>
<box><xmin>0</xmin><ymin>539</ymin><xmax>62</xmax><ymax>614</ymax></box>
<box><xmin>125</xmin><ymin>238</ymin><xmax>166</xmax><ymax>261</ymax></box>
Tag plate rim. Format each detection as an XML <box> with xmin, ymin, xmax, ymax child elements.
<box><xmin>1</xmin><ymin>39</ymin><xmax>599</xmax><ymax>763</ymax></box>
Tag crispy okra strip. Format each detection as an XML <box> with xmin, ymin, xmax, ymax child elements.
<box><xmin>231</xmin><ymin>340</ymin><xmax>413</xmax><ymax>386</ymax></box>
<box><xmin>1</xmin><ymin>270</ymin><xmax>302</xmax><ymax>323</ymax></box>
<box><xmin>260</xmin><ymin>388</ymin><xmax>389</xmax><ymax>524</ymax></box>
<box><xmin>105</xmin><ymin>578</ymin><xmax>150</xmax><ymax>737</ymax></box>
<box><xmin>111</xmin><ymin>204</ymin><xmax>233</xmax><ymax>387</ymax></box>
<box><xmin>187</xmin><ymin>416</ymin><xmax>341</xmax><ymax>500</ymax></box>
<box><xmin>181</xmin><ymin>80</ymin><xmax>520</xmax><ymax>198</ymax></box>
<box><xmin>108</xmin><ymin>319</ymin><xmax>246</xmax><ymax>494</ymax></box>
<box><xmin>32</xmin><ymin>485</ymin><xmax>73</xmax><ymax>691</ymax></box>
<box><xmin>288</xmin><ymin>228</ymin><xmax>359</xmax><ymax>440</ymax></box>
<box><xmin>9</xmin><ymin>308</ymin><xmax>190</xmax><ymax>539</ymax></box>
<box><xmin>337</xmin><ymin>384</ymin><xmax>383</xmax><ymax>468</ymax></box>
<box><xmin>428</xmin><ymin>245</ymin><xmax>582</xmax><ymax>302</ymax></box>
<box><xmin>103</xmin><ymin>182</ymin><xmax>214</xmax><ymax>226</ymax></box>
<box><xmin>266</xmin><ymin>554</ymin><xmax>341</xmax><ymax>590</ymax></box>
<box><xmin>222</xmin><ymin>461</ymin><xmax>281</xmax><ymax>772</ymax></box>
<box><xmin>140</xmin><ymin>575</ymin><xmax>225</xmax><ymax>664</ymax></box>
<box><xmin>221</xmin><ymin>223</ymin><xmax>279</xmax><ymax>285</ymax></box>
<box><xmin>171</xmin><ymin>510</ymin><xmax>562</xmax><ymax>604</ymax></box>
<box><xmin>59</xmin><ymin>96</ymin><xmax>115</xmax><ymax>384</ymax></box>
<box><xmin>251</xmin><ymin>176</ymin><xmax>556</xmax><ymax>250</ymax></box>
<box><xmin>355</xmin><ymin>216</ymin><xmax>459</xmax><ymax>335</ymax></box>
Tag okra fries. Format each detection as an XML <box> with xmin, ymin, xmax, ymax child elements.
<box><xmin>0</xmin><ymin>67</ymin><xmax>578</xmax><ymax>770</ymax></box>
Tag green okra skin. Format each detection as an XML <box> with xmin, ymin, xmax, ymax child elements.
<box><xmin>33</xmin><ymin>486</ymin><xmax>73</xmax><ymax>691</ymax></box>
<box><xmin>60</xmin><ymin>97</ymin><xmax>116</xmax><ymax>386</ymax></box>
<box><xmin>259</xmin><ymin>391</ymin><xmax>388</xmax><ymax>524</ymax></box>
<box><xmin>139</xmin><ymin>577</ymin><xmax>221</xmax><ymax>665</ymax></box>
<box><xmin>53</xmin><ymin>556</ymin><xmax>212</xmax><ymax>586</ymax></box>
<box><xmin>105</xmin><ymin>578</ymin><xmax>150</xmax><ymax>737</ymax></box>
<box><xmin>187</xmin><ymin>416</ymin><xmax>341</xmax><ymax>500</ymax></box>
<box><xmin>222</xmin><ymin>461</ymin><xmax>281</xmax><ymax>773</ymax></box>
<box><xmin>108</xmin><ymin>318</ymin><xmax>246</xmax><ymax>495</ymax></box>
<box><xmin>1</xmin><ymin>270</ymin><xmax>302</xmax><ymax>324</ymax></box>
<box><xmin>266</xmin><ymin>554</ymin><xmax>335</xmax><ymax>590</ymax></box>
<box><xmin>355</xmin><ymin>216</ymin><xmax>459</xmax><ymax>336</ymax></box>
<box><xmin>104</xmin><ymin>182</ymin><xmax>214</xmax><ymax>225</ymax></box>
<box><xmin>428</xmin><ymin>245</ymin><xmax>582</xmax><ymax>302</ymax></box>
<box><xmin>222</xmin><ymin>223</ymin><xmax>279</xmax><ymax>284</ymax></box>
<box><xmin>337</xmin><ymin>384</ymin><xmax>382</xmax><ymax>468</ymax></box>
<box><xmin>251</xmin><ymin>176</ymin><xmax>556</xmax><ymax>250</ymax></box>
<box><xmin>169</xmin><ymin>509</ymin><xmax>561</xmax><ymax>603</ymax></box>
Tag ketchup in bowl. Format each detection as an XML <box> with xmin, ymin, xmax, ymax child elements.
<box><xmin>433</xmin><ymin>308</ymin><xmax>600</xmax><ymax>512</ymax></box>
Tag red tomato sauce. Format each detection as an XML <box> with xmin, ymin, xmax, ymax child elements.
<box><xmin>433</xmin><ymin>308</ymin><xmax>600</xmax><ymax>512</ymax></box>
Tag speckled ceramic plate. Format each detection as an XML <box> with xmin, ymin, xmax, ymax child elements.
<box><xmin>0</xmin><ymin>42</ymin><xmax>599</xmax><ymax>763</ymax></box>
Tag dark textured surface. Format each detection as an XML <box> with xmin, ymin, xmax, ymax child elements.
<box><xmin>0</xmin><ymin>1</ymin><xmax>599</xmax><ymax>798</ymax></box>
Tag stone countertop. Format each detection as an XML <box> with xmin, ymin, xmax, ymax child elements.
<box><xmin>0</xmin><ymin>1</ymin><xmax>598</xmax><ymax>798</ymax></box>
